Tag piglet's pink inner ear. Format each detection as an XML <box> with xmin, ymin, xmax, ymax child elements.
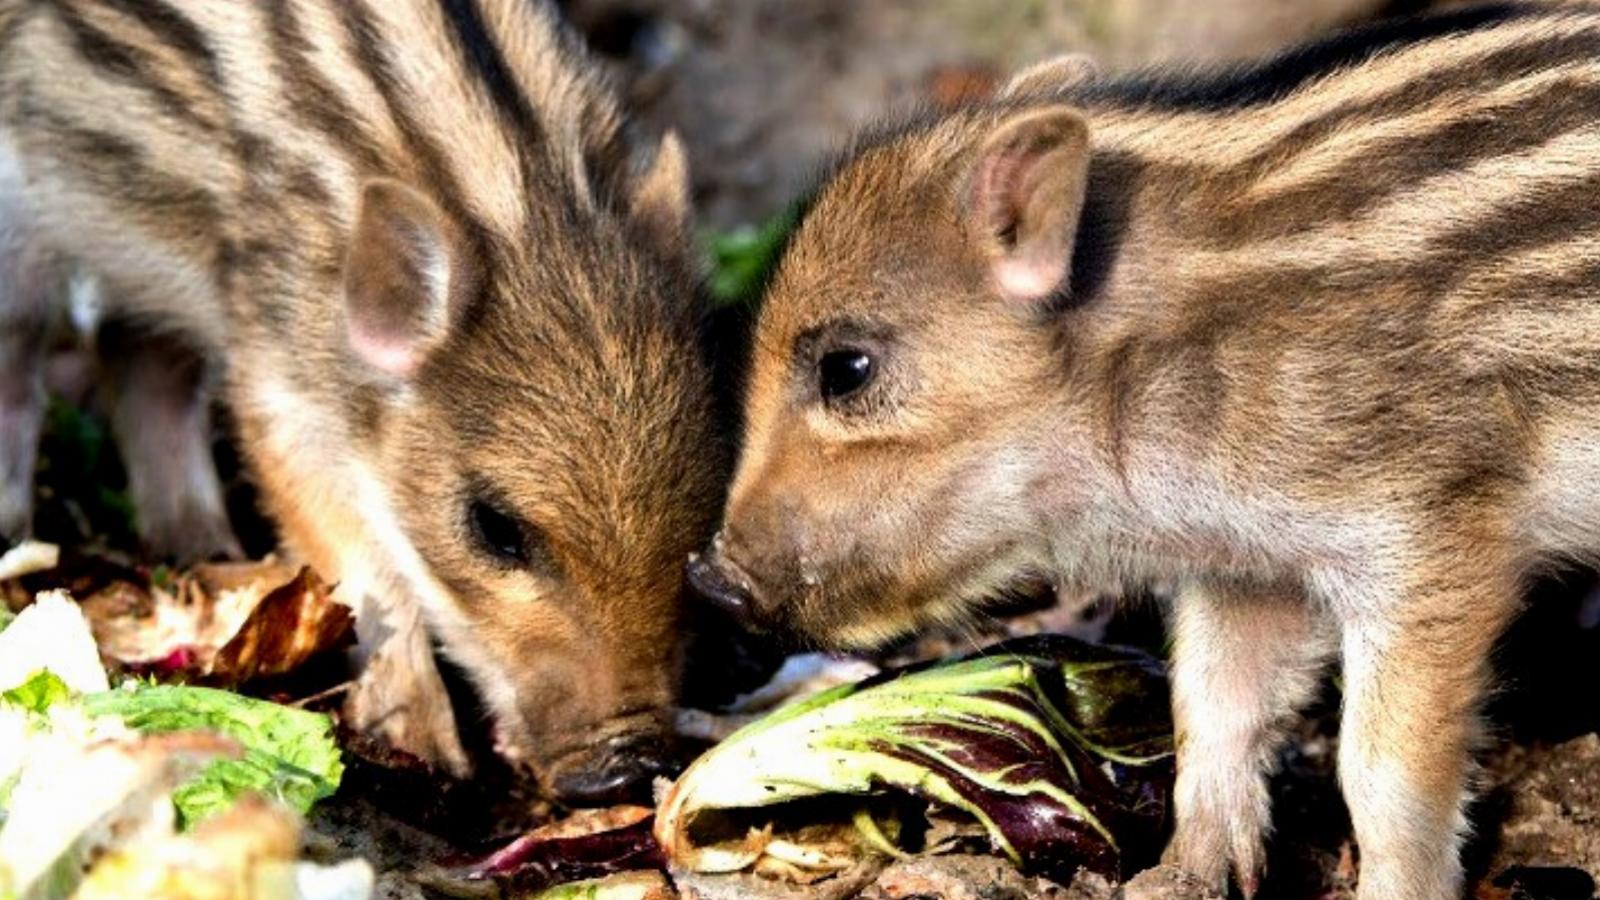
<box><xmin>343</xmin><ymin>178</ymin><xmax>469</xmax><ymax>379</ymax></box>
<box><xmin>964</xmin><ymin>106</ymin><xmax>1092</xmax><ymax>303</ymax></box>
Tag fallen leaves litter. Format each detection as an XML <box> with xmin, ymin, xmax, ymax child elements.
<box><xmin>4</xmin><ymin>553</ymin><xmax>356</xmax><ymax>688</ymax></box>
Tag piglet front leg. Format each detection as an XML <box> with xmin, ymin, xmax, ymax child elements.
<box><xmin>1165</xmin><ymin>578</ymin><xmax>1338</xmax><ymax>895</ymax></box>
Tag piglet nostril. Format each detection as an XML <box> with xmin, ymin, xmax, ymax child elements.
<box><xmin>685</xmin><ymin>552</ymin><xmax>756</xmax><ymax>623</ymax></box>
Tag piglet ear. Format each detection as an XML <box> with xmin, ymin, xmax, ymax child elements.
<box><xmin>627</xmin><ymin>130</ymin><xmax>692</xmax><ymax>251</ymax></box>
<box><xmin>343</xmin><ymin>179</ymin><xmax>470</xmax><ymax>378</ymax></box>
<box><xmin>999</xmin><ymin>53</ymin><xmax>1100</xmax><ymax>100</ymax></box>
<box><xmin>963</xmin><ymin>106</ymin><xmax>1092</xmax><ymax>303</ymax></box>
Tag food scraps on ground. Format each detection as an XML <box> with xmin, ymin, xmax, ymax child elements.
<box><xmin>0</xmin><ymin>589</ymin><xmax>364</xmax><ymax>900</ymax></box>
<box><xmin>0</xmin><ymin>592</ymin><xmax>109</xmax><ymax>696</ymax></box>
<box><xmin>654</xmin><ymin>635</ymin><xmax>1173</xmax><ymax>886</ymax></box>
<box><xmin>79</xmin><ymin>559</ymin><xmax>355</xmax><ymax>686</ymax></box>
<box><xmin>423</xmin><ymin>806</ymin><xmax>662</xmax><ymax>898</ymax></box>
<box><xmin>84</xmin><ymin>683</ymin><xmax>345</xmax><ymax>828</ymax></box>
<box><xmin>2</xmin><ymin>546</ymin><xmax>1177</xmax><ymax>898</ymax></box>
<box><xmin>0</xmin><ymin>542</ymin><xmax>60</xmax><ymax>585</ymax></box>
<box><xmin>2</xmin><ymin>550</ymin><xmax>355</xmax><ymax>688</ymax></box>
<box><xmin>459</xmin><ymin>635</ymin><xmax>1173</xmax><ymax>897</ymax></box>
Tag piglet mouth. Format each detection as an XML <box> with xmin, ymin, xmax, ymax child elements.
<box><xmin>427</xmin><ymin>651</ymin><xmax>682</xmax><ymax>809</ymax></box>
<box><xmin>487</xmin><ymin>709</ymin><xmax>682</xmax><ymax>808</ymax></box>
<box><xmin>519</xmin><ymin>722</ymin><xmax>681</xmax><ymax>807</ymax></box>
<box><xmin>686</xmin><ymin>549</ymin><xmax>766</xmax><ymax>628</ymax></box>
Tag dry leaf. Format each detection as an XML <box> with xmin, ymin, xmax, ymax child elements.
<box><xmin>75</xmin><ymin>558</ymin><xmax>353</xmax><ymax>687</ymax></box>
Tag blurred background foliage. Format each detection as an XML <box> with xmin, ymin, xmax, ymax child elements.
<box><xmin>560</xmin><ymin>0</ymin><xmax>1463</xmax><ymax>231</ymax></box>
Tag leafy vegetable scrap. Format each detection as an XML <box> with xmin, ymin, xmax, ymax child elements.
<box><xmin>0</xmin><ymin>591</ymin><xmax>359</xmax><ymax>900</ymax></box>
<box><xmin>656</xmin><ymin>635</ymin><xmax>1172</xmax><ymax>885</ymax></box>
<box><xmin>77</xmin><ymin>560</ymin><xmax>355</xmax><ymax>687</ymax></box>
<box><xmin>426</xmin><ymin>806</ymin><xmax>663</xmax><ymax>897</ymax></box>
<box><xmin>85</xmin><ymin>684</ymin><xmax>344</xmax><ymax>828</ymax></box>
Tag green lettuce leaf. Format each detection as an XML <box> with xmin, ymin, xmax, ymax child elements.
<box><xmin>0</xmin><ymin>671</ymin><xmax>70</xmax><ymax>717</ymax></box>
<box><xmin>83</xmin><ymin>685</ymin><xmax>343</xmax><ymax>828</ymax></box>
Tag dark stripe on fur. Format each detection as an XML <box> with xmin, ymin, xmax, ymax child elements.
<box><xmin>333</xmin><ymin>0</ymin><xmax>475</xmax><ymax>226</ymax></box>
<box><xmin>14</xmin><ymin>93</ymin><xmax>222</xmax><ymax>237</ymax></box>
<box><xmin>1208</xmin><ymin>76</ymin><xmax>1600</xmax><ymax>246</ymax></box>
<box><xmin>438</xmin><ymin>0</ymin><xmax>546</xmax><ymax>148</ymax></box>
<box><xmin>1064</xmin><ymin>151</ymin><xmax>1142</xmax><ymax>308</ymax></box>
<box><xmin>96</xmin><ymin>0</ymin><xmax>220</xmax><ymax>84</ymax></box>
<box><xmin>1182</xmin><ymin>28</ymin><xmax>1600</xmax><ymax>189</ymax></box>
<box><xmin>266</xmin><ymin>1</ymin><xmax>387</xmax><ymax>175</ymax></box>
<box><xmin>45</xmin><ymin>0</ymin><xmax>220</xmax><ymax>135</ymax></box>
<box><xmin>1189</xmin><ymin>170</ymin><xmax>1600</xmax><ymax>329</ymax></box>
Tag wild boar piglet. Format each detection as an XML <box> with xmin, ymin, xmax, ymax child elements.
<box><xmin>0</xmin><ymin>0</ymin><xmax>725</xmax><ymax>802</ymax></box>
<box><xmin>693</xmin><ymin>5</ymin><xmax>1600</xmax><ymax>896</ymax></box>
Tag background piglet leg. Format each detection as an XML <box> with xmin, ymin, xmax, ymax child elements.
<box><xmin>0</xmin><ymin>210</ymin><xmax>50</xmax><ymax>548</ymax></box>
<box><xmin>98</xmin><ymin>319</ymin><xmax>241</xmax><ymax>563</ymax></box>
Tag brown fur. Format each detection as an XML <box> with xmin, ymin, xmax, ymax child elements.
<box><xmin>702</xmin><ymin>4</ymin><xmax>1600</xmax><ymax>896</ymax></box>
<box><xmin>0</xmin><ymin>0</ymin><xmax>725</xmax><ymax>795</ymax></box>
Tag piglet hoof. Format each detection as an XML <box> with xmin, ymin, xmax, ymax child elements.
<box><xmin>1161</xmin><ymin>823</ymin><xmax>1262</xmax><ymax>899</ymax></box>
<box><xmin>0</xmin><ymin>493</ymin><xmax>30</xmax><ymax>554</ymax></box>
<box><xmin>138</xmin><ymin>507</ymin><xmax>244</xmax><ymax>565</ymax></box>
<box><xmin>345</xmin><ymin>637</ymin><xmax>473</xmax><ymax>779</ymax></box>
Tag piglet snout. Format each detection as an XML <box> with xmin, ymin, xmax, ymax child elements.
<box><xmin>549</xmin><ymin>733</ymin><xmax>677</xmax><ymax>807</ymax></box>
<box><xmin>685</xmin><ymin>550</ymin><xmax>757</xmax><ymax>624</ymax></box>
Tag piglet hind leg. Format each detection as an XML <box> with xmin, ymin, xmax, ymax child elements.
<box><xmin>98</xmin><ymin>321</ymin><xmax>242</xmax><ymax>563</ymax></box>
<box><xmin>1164</xmin><ymin>578</ymin><xmax>1339</xmax><ymax>896</ymax></box>
<box><xmin>1335</xmin><ymin>555</ymin><xmax>1519</xmax><ymax>900</ymax></box>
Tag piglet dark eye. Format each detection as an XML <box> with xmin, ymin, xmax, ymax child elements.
<box><xmin>468</xmin><ymin>499</ymin><xmax>532</xmax><ymax>567</ymax></box>
<box><xmin>818</xmin><ymin>348</ymin><xmax>874</xmax><ymax>402</ymax></box>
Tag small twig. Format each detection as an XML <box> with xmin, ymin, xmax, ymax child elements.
<box><xmin>289</xmin><ymin>679</ymin><xmax>353</xmax><ymax>709</ymax></box>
